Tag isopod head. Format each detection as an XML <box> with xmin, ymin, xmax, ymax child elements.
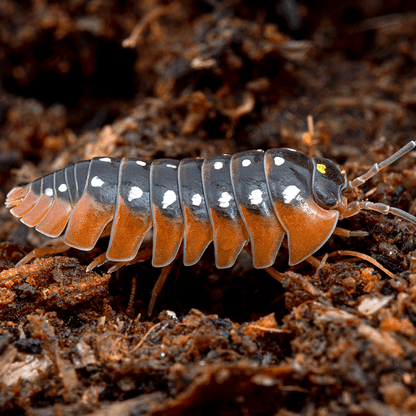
<box><xmin>311</xmin><ymin>157</ymin><xmax>347</xmax><ymax>210</ymax></box>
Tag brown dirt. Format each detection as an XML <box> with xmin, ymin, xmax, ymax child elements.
<box><xmin>1</xmin><ymin>1</ymin><xmax>416</xmax><ymax>414</ymax></box>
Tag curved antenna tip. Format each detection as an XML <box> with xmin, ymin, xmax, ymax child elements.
<box><xmin>350</xmin><ymin>141</ymin><xmax>416</xmax><ymax>188</ymax></box>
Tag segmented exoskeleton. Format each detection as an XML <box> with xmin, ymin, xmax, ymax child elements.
<box><xmin>6</xmin><ymin>142</ymin><xmax>416</xmax><ymax>273</ymax></box>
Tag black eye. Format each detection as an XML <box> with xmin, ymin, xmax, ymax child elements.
<box><xmin>311</xmin><ymin>158</ymin><xmax>345</xmax><ymax>209</ymax></box>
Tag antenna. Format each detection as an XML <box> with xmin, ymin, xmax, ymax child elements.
<box><xmin>341</xmin><ymin>141</ymin><xmax>416</xmax><ymax>225</ymax></box>
<box><xmin>349</xmin><ymin>141</ymin><xmax>416</xmax><ymax>188</ymax></box>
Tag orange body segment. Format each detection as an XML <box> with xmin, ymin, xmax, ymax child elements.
<box><xmin>209</xmin><ymin>210</ymin><xmax>248</xmax><ymax>268</ymax></box>
<box><xmin>10</xmin><ymin>186</ymin><xmax>39</xmax><ymax>217</ymax></box>
<box><xmin>20</xmin><ymin>193</ymin><xmax>54</xmax><ymax>227</ymax></box>
<box><xmin>239</xmin><ymin>207</ymin><xmax>285</xmax><ymax>268</ymax></box>
<box><xmin>274</xmin><ymin>198</ymin><xmax>339</xmax><ymax>265</ymax></box>
<box><xmin>107</xmin><ymin>196</ymin><xmax>152</xmax><ymax>261</ymax></box>
<box><xmin>152</xmin><ymin>207</ymin><xmax>184</xmax><ymax>267</ymax></box>
<box><xmin>6</xmin><ymin>185</ymin><xmax>30</xmax><ymax>207</ymax></box>
<box><xmin>64</xmin><ymin>194</ymin><xmax>114</xmax><ymax>250</ymax></box>
<box><xmin>35</xmin><ymin>198</ymin><xmax>73</xmax><ymax>238</ymax></box>
<box><xmin>182</xmin><ymin>205</ymin><xmax>213</xmax><ymax>266</ymax></box>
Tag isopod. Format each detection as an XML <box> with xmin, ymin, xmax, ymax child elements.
<box><xmin>5</xmin><ymin>143</ymin><xmax>416</xmax><ymax>275</ymax></box>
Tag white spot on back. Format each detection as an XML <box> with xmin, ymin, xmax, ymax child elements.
<box><xmin>45</xmin><ymin>188</ymin><xmax>53</xmax><ymax>197</ymax></box>
<box><xmin>58</xmin><ymin>184</ymin><xmax>67</xmax><ymax>193</ymax></box>
<box><xmin>128</xmin><ymin>186</ymin><xmax>143</xmax><ymax>202</ymax></box>
<box><xmin>283</xmin><ymin>185</ymin><xmax>300</xmax><ymax>203</ymax></box>
<box><xmin>218</xmin><ymin>192</ymin><xmax>232</xmax><ymax>208</ymax></box>
<box><xmin>249</xmin><ymin>189</ymin><xmax>262</xmax><ymax>205</ymax></box>
<box><xmin>191</xmin><ymin>193</ymin><xmax>202</xmax><ymax>206</ymax></box>
<box><xmin>214</xmin><ymin>161</ymin><xmax>223</xmax><ymax>170</ymax></box>
<box><xmin>274</xmin><ymin>156</ymin><xmax>285</xmax><ymax>166</ymax></box>
<box><xmin>91</xmin><ymin>176</ymin><xmax>105</xmax><ymax>187</ymax></box>
<box><xmin>287</xmin><ymin>148</ymin><xmax>297</xmax><ymax>152</ymax></box>
<box><xmin>242</xmin><ymin>159</ymin><xmax>251</xmax><ymax>167</ymax></box>
<box><xmin>136</xmin><ymin>160</ymin><xmax>146</xmax><ymax>166</ymax></box>
<box><xmin>99</xmin><ymin>157</ymin><xmax>111</xmax><ymax>163</ymax></box>
<box><xmin>166</xmin><ymin>164</ymin><xmax>177</xmax><ymax>169</ymax></box>
<box><xmin>162</xmin><ymin>190</ymin><xmax>176</xmax><ymax>209</ymax></box>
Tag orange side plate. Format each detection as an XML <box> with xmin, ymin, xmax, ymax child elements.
<box><xmin>209</xmin><ymin>210</ymin><xmax>248</xmax><ymax>269</ymax></box>
<box><xmin>182</xmin><ymin>206</ymin><xmax>213</xmax><ymax>266</ymax></box>
<box><xmin>64</xmin><ymin>194</ymin><xmax>114</xmax><ymax>250</ymax></box>
<box><xmin>239</xmin><ymin>207</ymin><xmax>285</xmax><ymax>268</ymax></box>
<box><xmin>36</xmin><ymin>198</ymin><xmax>73</xmax><ymax>238</ymax></box>
<box><xmin>21</xmin><ymin>193</ymin><xmax>54</xmax><ymax>227</ymax></box>
<box><xmin>152</xmin><ymin>207</ymin><xmax>184</xmax><ymax>267</ymax></box>
<box><xmin>10</xmin><ymin>186</ymin><xmax>39</xmax><ymax>217</ymax></box>
<box><xmin>6</xmin><ymin>185</ymin><xmax>30</xmax><ymax>208</ymax></box>
<box><xmin>274</xmin><ymin>198</ymin><xmax>338</xmax><ymax>265</ymax></box>
<box><xmin>106</xmin><ymin>196</ymin><xmax>152</xmax><ymax>261</ymax></box>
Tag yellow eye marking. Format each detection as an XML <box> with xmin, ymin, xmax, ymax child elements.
<box><xmin>317</xmin><ymin>164</ymin><xmax>326</xmax><ymax>174</ymax></box>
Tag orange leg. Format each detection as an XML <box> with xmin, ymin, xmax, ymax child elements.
<box><xmin>126</xmin><ymin>275</ymin><xmax>138</xmax><ymax>317</ymax></box>
<box><xmin>243</xmin><ymin>240</ymin><xmax>326</xmax><ymax>284</ymax></box>
<box><xmin>16</xmin><ymin>243</ymin><xmax>70</xmax><ymax>267</ymax></box>
<box><xmin>86</xmin><ymin>253</ymin><xmax>109</xmax><ymax>272</ymax></box>
<box><xmin>148</xmin><ymin>247</ymin><xmax>183</xmax><ymax>315</ymax></box>
<box><xmin>326</xmin><ymin>250</ymin><xmax>394</xmax><ymax>278</ymax></box>
<box><xmin>333</xmin><ymin>227</ymin><xmax>368</xmax><ymax>237</ymax></box>
<box><xmin>105</xmin><ymin>244</ymin><xmax>182</xmax><ymax>315</ymax></box>
<box><xmin>263</xmin><ymin>266</ymin><xmax>285</xmax><ymax>283</ymax></box>
<box><xmin>280</xmin><ymin>239</ymin><xmax>322</xmax><ymax>269</ymax></box>
<box><xmin>107</xmin><ymin>245</ymin><xmax>153</xmax><ymax>273</ymax></box>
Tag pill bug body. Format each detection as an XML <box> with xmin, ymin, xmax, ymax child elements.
<box><xmin>6</xmin><ymin>143</ymin><xmax>416</xmax><ymax>271</ymax></box>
